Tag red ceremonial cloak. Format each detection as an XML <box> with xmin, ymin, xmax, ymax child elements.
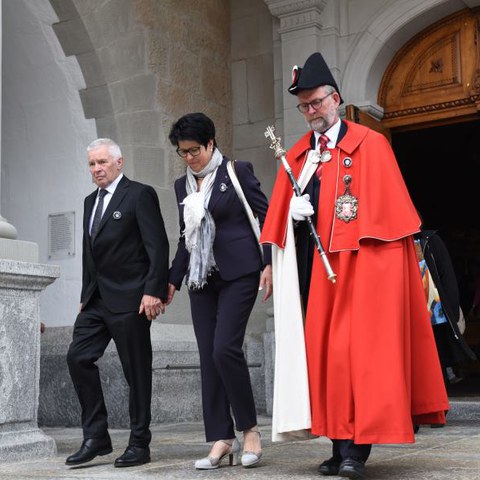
<box><xmin>261</xmin><ymin>121</ymin><xmax>449</xmax><ymax>444</ymax></box>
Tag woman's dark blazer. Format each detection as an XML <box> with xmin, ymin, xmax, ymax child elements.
<box><xmin>169</xmin><ymin>157</ymin><xmax>271</xmax><ymax>290</ymax></box>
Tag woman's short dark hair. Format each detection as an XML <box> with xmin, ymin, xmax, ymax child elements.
<box><xmin>168</xmin><ymin>112</ymin><xmax>216</xmax><ymax>148</ymax></box>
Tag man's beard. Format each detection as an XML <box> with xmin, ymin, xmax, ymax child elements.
<box><xmin>309</xmin><ymin>117</ymin><xmax>329</xmax><ymax>132</ymax></box>
<box><xmin>308</xmin><ymin>106</ymin><xmax>337</xmax><ymax>133</ymax></box>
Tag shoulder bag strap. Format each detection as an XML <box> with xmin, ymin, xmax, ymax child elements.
<box><xmin>226</xmin><ymin>160</ymin><xmax>264</xmax><ymax>262</ymax></box>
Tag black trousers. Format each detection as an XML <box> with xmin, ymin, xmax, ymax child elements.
<box><xmin>189</xmin><ymin>271</ymin><xmax>260</xmax><ymax>441</ymax></box>
<box><xmin>67</xmin><ymin>295</ymin><xmax>152</xmax><ymax>447</ymax></box>
<box><xmin>332</xmin><ymin>439</ymin><xmax>372</xmax><ymax>463</ymax></box>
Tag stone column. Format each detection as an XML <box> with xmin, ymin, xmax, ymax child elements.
<box><xmin>0</xmin><ymin>0</ymin><xmax>15</xmax><ymax>241</ymax></box>
<box><xmin>0</xmin><ymin>260</ymin><xmax>60</xmax><ymax>461</ymax></box>
<box><xmin>0</xmin><ymin>0</ymin><xmax>37</xmax><ymax>262</ymax></box>
<box><xmin>0</xmin><ymin>1</ymin><xmax>59</xmax><ymax>461</ymax></box>
<box><xmin>265</xmin><ymin>0</ymin><xmax>337</xmax><ymax>148</ymax></box>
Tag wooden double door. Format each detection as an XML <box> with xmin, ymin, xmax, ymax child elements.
<box><xmin>347</xmin><ymin>8</ymin><xmax>480</xmax><ymax>390</ymax></box>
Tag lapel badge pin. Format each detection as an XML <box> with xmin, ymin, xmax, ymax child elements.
<box><xmin>219</xmin><ymin>183</ymin><xmax>227</xmax><ymax>192</ymax></box>
<box><xmin>320</xmin><ymin>150</ymin><xmax>332</xmax><ymax>163</ymax></box>
<box><xmin>343</xmin><ymin>157</ymin><xmax>352</xmax><ymax>168</ymax></box>
<box><xmin>113</xmin><ymin>211</ymin><xmax>122</xmax><ymax>220</ymax></box>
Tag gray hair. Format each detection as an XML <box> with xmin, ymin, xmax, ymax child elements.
<box><xmin>87</xmin><ymin>138</ymin><xmax>122</xmax><ymax>160</ymax></box>
<box><xmin>322</xmin><ymin>84</ymin><xmax>337</xmax><ymax>96</ymax></box>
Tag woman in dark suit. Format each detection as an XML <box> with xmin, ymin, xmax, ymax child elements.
<box><xmin>167</xmin><ymin>113</ymin><xmax>272</xmax><ymax>469</ymax></box>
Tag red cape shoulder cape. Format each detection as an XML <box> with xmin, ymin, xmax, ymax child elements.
<box><xmin>260</xmin><ymin>121</ymin><xmax>420</xmax><ymax>249</ymax></box>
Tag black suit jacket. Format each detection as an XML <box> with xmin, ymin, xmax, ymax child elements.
<box><xmin>169</xmin><ymin>157</ymin><xmax>270</xmax><ymax>290</ymax></box>
<box><xmin>81</xmin><ymin>175</ymin><xmax>169</xmax><ymax>313</ymax></box>
<box><xmin>296</xmin><ymin>121</ymin><xmax>348</xmax><ymax>307</ymax></box>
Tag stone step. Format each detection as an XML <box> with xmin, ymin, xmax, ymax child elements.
<box><xmin>447</xmin><ymin>399</ymin><xmax>480</xmax><ymax>422</ymax></box>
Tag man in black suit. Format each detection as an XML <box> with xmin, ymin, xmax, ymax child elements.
<box><xmin>66</xmin><ymin>138</ymin><xmax>169</xmax><ymax>468</ymax></box>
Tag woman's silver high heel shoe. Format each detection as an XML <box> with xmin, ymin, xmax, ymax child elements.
<box><xmin>241</xmin><ymin>428</ymin><xmax>262</xmax><ymax>467</ymax></box>
<box><xmin>194</xmin><ymin>438</ymin><xmax>240</xmax><ymax>470</ymax></box>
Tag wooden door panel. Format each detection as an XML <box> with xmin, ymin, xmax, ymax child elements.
<box><xmin>378</xmin><ymin>8</ymin><xmax>480</xmax><ymax>128</ymax></box>
<box><xmin>345</xmin><ymin>104</ymin><xmax>391</xmax><ymax>142</ymax></box>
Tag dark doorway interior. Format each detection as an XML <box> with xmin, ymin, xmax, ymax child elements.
<box><xmin>393</xmin><ymin>120</ymin><xmax>480</xmax><ymax>396</ymax></box>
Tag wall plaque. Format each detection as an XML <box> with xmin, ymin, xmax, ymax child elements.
<box><xmin>48</xmin><ymin>211</ymin><xmax>75</xmax><ymax>259</ymax></box>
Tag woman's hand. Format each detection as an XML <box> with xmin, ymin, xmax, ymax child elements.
<box><xmin>259</xmin><ymin>265</ymin><xmax>273</xmax><ymax>302</ymax></box>
<box><xmin>166</xmin><ymin>283</ymin><xmax>177</xmax><ymax>305</ymax></box>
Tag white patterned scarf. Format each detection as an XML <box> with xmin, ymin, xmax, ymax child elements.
<box><xmin>182</xmin><ymin>148</ymin><xmax>223</xmax><ymax>289</ymax></box>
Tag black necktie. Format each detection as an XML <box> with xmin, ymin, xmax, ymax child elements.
<box><xmin>90</xmin><ymin>189</ymin><xmax>108</xmax><ymax>241</ymax></box>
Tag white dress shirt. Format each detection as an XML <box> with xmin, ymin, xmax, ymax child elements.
<box><xmin>313</xmin><ymin>118</ymin><xmax>342</xmax><ymax>150</ymax></box>
<box><xmin>88</xmin><ymin>173</ymin><xmax>124</xmax><ymax>235</ymax></box>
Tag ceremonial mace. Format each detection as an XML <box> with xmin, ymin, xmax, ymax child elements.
<box><xmin>264</xmin><ymin>125</ymin><xmax>337</xmax><ymax>283</ymax></box>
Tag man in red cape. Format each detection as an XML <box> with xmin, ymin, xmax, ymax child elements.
<box><xmin>260</xmin><ymin>52</ymin><xmax>449</xmax><ymax>479</ymax></box>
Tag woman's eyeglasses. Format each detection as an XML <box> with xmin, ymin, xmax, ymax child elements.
<box><xmin>176</xmin><ymin>146</ymin><xmax>202</xmax><ymax>158</ymax></box>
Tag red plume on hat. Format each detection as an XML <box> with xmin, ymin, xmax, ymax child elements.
<box><xmin>288</xmin><ymin>52</ymin><xmax>343</xmax><ymax>103</ymax></box>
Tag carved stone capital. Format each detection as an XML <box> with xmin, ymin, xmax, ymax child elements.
<box><xmin>265</xmin><ymin>0</ymin><xmax>327</xmax><ymax>17</ymax></box>
<box><xmin>264</xmin><ymin>0</ymin><xmax>327</xmax><ymax>33</ymax></box>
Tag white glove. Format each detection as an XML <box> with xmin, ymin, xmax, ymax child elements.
<box><xmin>290</xmin><ymin>194</ymin><xmax>314</xmax><ymax>221</ymax></box>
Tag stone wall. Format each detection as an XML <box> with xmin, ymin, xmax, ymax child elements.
<box><xmin>134</xmin><ymin>0</ymin><xmax>232</xmax><ymax>183</ymax></box>
<box><xmin>39</xmin><ymin>325</ymin><xmax>269</xmax><ymax>428</ymax></box>
<box><xmin>231</xmin><ymin>0</ymin><xmax>276</xmax><ymax>197</ymax></box>
<box><xmin>46</xmin><ymin>0</ymin><xmax>233</xmax><ymax>328</ymax></box>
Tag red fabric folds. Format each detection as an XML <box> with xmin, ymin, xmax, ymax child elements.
<box><xmin>261</xmin><ymin>121</ymin><xmax>449</xmax><ymax>444</ymax></box>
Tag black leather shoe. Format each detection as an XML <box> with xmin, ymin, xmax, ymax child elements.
<box><xmin>114</xmin><ymin>445</ymin><xmax>151</xmax><ymax>467</ymax></box>
<box><xmin>318</xmin><ymin>457</ymin><xmax>341</xmax><ymax>475</ymax></box>
<box><xmin>339</xmin><ymin>457</ymin><xmax>367</xmax><ymax>478</ymax></box>
<box><xmin>65</xmin><ymin>436</ymin><xmax>113</xmax><ymax>466</ymax></box>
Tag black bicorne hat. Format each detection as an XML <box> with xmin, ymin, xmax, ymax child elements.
<box><xmin>288</xmin><ymin>52</ymin><xmax>343</xmax><ymax>103</ymax></box>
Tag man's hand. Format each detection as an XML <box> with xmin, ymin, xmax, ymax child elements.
<box><xmin>259</xmin><ymin>265</ymin><xmax>273</xmax><ymax>302</ymax></box>
<box><xmin>139</xmin><ymin>294</ymin><xmax>165</xmax><ymax>321</ymax></box>
<box><xmin>290</xmin><ymin>194</ymin><xmax>314</xmax><ymax>221</ymax></box>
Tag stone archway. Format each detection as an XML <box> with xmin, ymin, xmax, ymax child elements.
<box><xmin>2</xmin><ymin>0</ymin><xmax>98</xmax><ymax>326</ymax></box>
<box><xmin>341</xmin><ymin>0</ymin><xmax>480</xmax><ymax>115</ymax></box>
<box><xmin>48</xmin><ymin>0</ymin><xmax>116</xmax><ymax>137</ymax></box>
<box><xmin>48</xmin><ymin>0</ymin><xmax>154</xmax><ymax>184</ymax></box>
<box><xmin>48</xmin><ymin>0</ymin><xmax>233</xmax><ymax>192</ymax></box>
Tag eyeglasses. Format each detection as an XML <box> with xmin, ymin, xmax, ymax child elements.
<box><xmin>296</xmin><ymin>91</ymin><xmax>334</xmax><ymax>113</ymax></box>
<box><xmin>176</xmin><ymin>146</ymin><xmax>202</xmax><ymax>158</ymax></box>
